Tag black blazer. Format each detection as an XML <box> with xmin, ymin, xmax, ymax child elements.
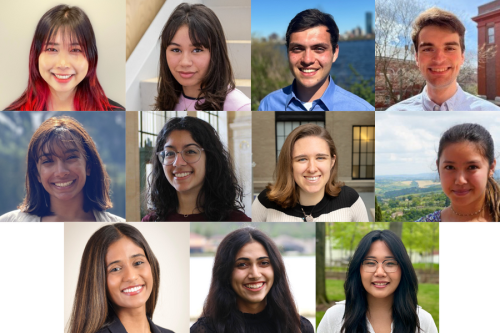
<box><xmin>96</xmin><ymin>313</ymin><xmax>174</xmax><ymax>333</ymax></box>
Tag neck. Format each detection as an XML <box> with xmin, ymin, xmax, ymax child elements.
<box><xmin>366</xmin><ymin>293</ymin><xmax>393</xmax><ymax>317</ymax></box>
<box><xmin>176</xmin><ymin>190</ymin><xmax>203</xmax><ymax>215</ymax></box>
<box><xmin>44</xmin><ymin>192</ymin><xmax>95</xmax><ymax>222</ymax></box>
<box><xmin>299</xmin><ymin>189</ymin><xmax>325</xmax><ymax>206</ymax></box>
<box><xmin>426</xmin><ymin>82</ymin><xmax>457</xmax><ymax>106</ymax></box>
<box><xmin>445</xmin><ymin>195</ymin><xmax>490</xmax><ymax>222</ymax></box>
<box><xmin>182</xmin><ymin>85</ymin><xmax>202</xmax><ymax>99</ymax></box>
<box><xmin>116</xmin><ymin>306</ymin><xmax>150</xmax><ymax>333</ymax></box>
<box><xmin>48</xmin><ymin>88</ymin><xmax>76</xmax><ymax>111</ymax></box>
<box><xmin>237</xmin><ymin>298</ymin><xmax>266</xmax><ymax>314</ymax></box>
<box><xmin>295</xmin><ymin>76</ymin><xmax>329</xmax><ymax>103</ymax></box>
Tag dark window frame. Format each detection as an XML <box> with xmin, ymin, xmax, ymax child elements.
<box><xmin>351</xmin><ymin>125</ymin><xmax>375</xmax><ymax>180</ymax></box>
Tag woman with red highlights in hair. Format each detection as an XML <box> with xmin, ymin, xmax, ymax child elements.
<box><xmin>4</xmin><ymin>5</ymin><xmax>124</xmax><ymax>111</ymax></box>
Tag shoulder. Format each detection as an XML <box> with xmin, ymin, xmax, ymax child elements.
<box><xmin>223</xmin><ymin>88</ymin><xmax>251</xmax><ymax>111</ymax></box>
<box><xmin>300</xmin><ymin>316</ymin><xmax>315</xmax><ymax>333</ymax></box>
<box><xmin>460</xmin><ymin>91</ymin><xmax>500</xmax><ymax>110</ymax></box>
<box><xmin>258</xmin><ymin>85</ymin><xmax>292</xmax><ymax>111</ymax></box>
<box><xmin>94</xmin><ymin>210</ymin><xmax>126</xmax><ymax>222</ymax></box>
<box><xmin>190</xmin><ymin>317</ymin><xmax>213</xmax><ymax>333</ymax></box>
<box><xmin>417</xmin><ymin>306</ymin><xmax>438</xmax><ymax>331</ymax></box>
<box><xmin>225</xmin><ymin>209</ymin><xmax>251</xmax><ymax>222</ymax></box>
<box><xmin>0</xmin><ymin>210</ymin><xmax>40</xmax><ymax>222</ymax></box>
<box><xmin>331</xmin><ymin>85</ymin><xmax>374</xmax><ymax>110</ymax></box>
<box><xmin>329</xmin><ymin>186</ymin><xmax>361</xmax><ymax>207</ymax></box>
<box><xmin>385</xmin><ymin>94</ymin><xmax>422</xmax><ymax>111</ymax></box>
<box><xmin>318</xmin><ymin>301</ymin><xmax>346</xmax><ymax>332</ymax></box>
<box><xmin>107</xmin><ymin>98</ymin><xmax>125</xmax><ymax>111</ymax></box>
<box><xmin>415</xmin><ymin>210</ymin><xmax>441</xmax><ymax>222</ymax></box>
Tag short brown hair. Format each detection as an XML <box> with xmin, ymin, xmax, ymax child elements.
<box><xmin>266</xmin><ymin>124</ymin><xmax>344</xmax><ymax>208</ymax></box>
<box><xmin>412</xmin><ymin>7</ymin><xmax>465</xmax><ymax>54</ymax></box>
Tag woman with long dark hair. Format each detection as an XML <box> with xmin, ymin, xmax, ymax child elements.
<box><xmin>143</xmin><ymin>116</ymin><xmax>250</xmax><ymax>221</ymax></box>
<box><xmin>191</xmin><ymin>227</ymin><xmax>313</xmax><ymax>333</ymax></box>
<box><xmin>4</xmin><ymin>5</ymin><xmax>123</xmax><ymax>111</ymax></box>
<box><xmin>317</xmin><ymin>230</ymin><xmax>437</xmax><ymax>333</ymax></box>
<box><xmin>68</xmin><ymin>223</ymin><xmax>174</xmax><ymax>333</ymax></box>
<box><xmin>417</xmin><ymin>123</ymin><xmax>500</xmax><ymax>221</ymax></box>
<box><xmin>252</xmin><ymin>123</ymin><xmax>368</xmax><ymax>222</ymax></box>
<box><xmin>0</xmin><ymin>116</ymin><xmax>123</xmax><ymax>222</ymax></box>
<box><xmin>155</xmin><ymin>3</ymin><xmax>250</xmax><ymax>111</ymax></box>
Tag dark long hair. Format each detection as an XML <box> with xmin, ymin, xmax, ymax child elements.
<box><xmin>155</xmin><ymin>3</ymin><xmax>235</xmax><ymax>111</ymax></box>
<box><xmin>437</xmin><ymin>123</ymin><xmax>500</xmax><ymax>221</ymax></box>
<box><xmin>342</xmin><ymin>230</ymin><xmax>421</xmax><ymax>333</ymax></box>
<box><xmin>18</xmin><ymin>116</ymin><xmax>112</xmax><ymax>217</ymax></box>
<box><xmin>68</xmin><ymin>223</ymin><xmax>160</xmax><ymax>333</ymax></box>
<box><xmin>146</xmin><ymin>116</ymin><xmax>244</xmax><ymax>221</ymax></box>
<box><xmin>5</xmin><ymin>5</ymin><xmax>117</xmax><ymax>111</ymax></box>
<box><xmin>202</xmin><ymin>227</ymin><xmax>302</xmax><ymax>333</ymax></box>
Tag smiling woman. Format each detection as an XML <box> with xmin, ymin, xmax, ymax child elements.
<box><xmin>4</xmin><ymin>5</ymin><xmax>123</xmax><ymax>111</ymax></box>
<box><xmin>317</xmin><ymin>230</ymin><xmax>438</xmax><ymax>333</ymax></box>
<box><xmin>191</xmin><ymin>227</ymin><xmax>313</xmax><ymax>333</ymax></box>
<box><xmin>252</xmin><ymin>123</ymin><xmax>368</xmax><ymax>222</ymax></box>
<box><xmin>68</xmin><ymin>223</ymin><xmax>174</xmax><ymax>333</ymax></box>
<box><xmin>142</xmin><ymin>116</ymin><xmax>250</xmax><ymax>222</ymax></box>
<box><xmin>0</xmin><ymin>116</ymin><xmax>124</xmax><ymax>222</ymax></box>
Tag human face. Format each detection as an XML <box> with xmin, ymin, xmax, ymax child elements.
<box><xmin>106</xmin><ymin>237</ymin><xmax>153</xmax><ymax>312</ymax></box>
<box><xmin>438</xmin><ymin>141</ymin><xmax>495</xmax><ymax>211</ymax></box>
<box><xmin>166</xmin><ymin>25</ymin><xmax>211</xmax><ymax>96</ymax></box>
<box><xmin>292</xmin><ymin>136</ymin><xmax>335</xmax><ymax>198</ymax></box>
<box><xmin>163</xmin><ymin>130</ymin><xmax>206</xmax><ymax>196</ymax></box>
<box><xmin>36</xmin><ymin>143</ymin><xmax>89</xmax><ymax>205</ymax></box>
<box><xmin>360</xmin><ymin>240</ymin><xmax>401</xmax><ymax>300</ymax></box>
<box><xmin>415</xmin><ymin>25</ymin><xmax>464</xmax><ymax>91</ymax></box>
<box><xmin>38</xmin><ymin>30</ymin><xmax>89</xmax><ymax>95</ymax></box>
<box><xmin>231</xmin><ymin>241</ymin><xmax>274</xmax><ymax>314</ymax></box>
<box><xmin>288</xmin><ymin>26</ymin><xmax>338</xmax><ymax>95</ymax></box>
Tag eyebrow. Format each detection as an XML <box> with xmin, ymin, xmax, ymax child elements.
<box><xmin>364</xmin><ymin>256</ymin><xmax>395</xmax><ymax>259</ymax></box>
<box><xmin>419</xmin><ymin>41</ymin><xmax>460</xmax><ymax>48</ymax></box>
<box><xmin>46</xmin><ymin>42</ymin><xmax>81</xmax><ymax>46</ymax></box>
<box><xmin>289</xmin><ymin>42</ymin><xmax>330</xmax><ymax>49</ymax></box>
<box><xmin>442</xmin><ymin>160</ymin><xmax>481</xmax><ymax>164</ymax></box>
<box><xmin>38</xmin><ymin>149</ymin><xmax>80</xmax><ymax>159</ymax></box>
<box><xmin>106</xmin><ymin>253</ymin><xmax>146</xmax><ymax>269</ymax></box>
<box><xmin>235</xmin><ymin>256</ymin><xmax>269</xmax><ymax>261</ymax></box>
<box><xmin>164</xmin><ymin>143</ymin><xmax>200</xmax><ymax>149</ymax></box>
<box><xmin>293</xmin><ymin>153</ymin><xmax>330</xmax><ymax>159</ymax></box>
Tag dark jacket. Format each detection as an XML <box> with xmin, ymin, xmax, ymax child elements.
<box><xmin>96</xmin><ymin>313</ymin><xmax>174</xmax><ymax>333</ymax></box>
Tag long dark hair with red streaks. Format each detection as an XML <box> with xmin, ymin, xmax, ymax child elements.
<box><xmin>5</xmin><ymin>5</ymin><xmax>117</xmax><ymax>111</ymax></box>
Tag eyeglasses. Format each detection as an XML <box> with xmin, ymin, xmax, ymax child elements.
<box><xmin>156</xmin><ymin>146</ymin><xmax>204</xmax><ymax>166</ymax></box>
<box><xmin>361</xmin><ymin>259</ymin><xmax>399</xmax><ymax>273</ymax></box>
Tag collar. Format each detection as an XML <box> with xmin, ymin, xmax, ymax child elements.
<box><xmin>421</xmin><ymin>83</ymin><xmax>464</xmax><ymax>111</ymax></box>
<box><xmin>286</xmin><ymin>76</ymin><xmax>335</xmax><ymax>110</ymax></box>
<box><xmin>105</xmin><ymin>312</ymin><xmax>159</xmax><ymax>333</ymax></box>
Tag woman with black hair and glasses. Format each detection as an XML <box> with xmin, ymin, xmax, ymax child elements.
<box><xmin>142</xmin><ymin>116</ymin><xmax>250</xmax><ymax>221</ymax></box>
<box><xmin>191</xmin><ymin>227</ymin><xmax>314</xmax><ymax>333</ymax></box>
<box><xmin>317</xmin><ymin>230</ymin><xmax>437</xmax><ymax>333</ymax></box>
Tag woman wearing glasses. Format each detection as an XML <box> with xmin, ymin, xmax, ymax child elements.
<box><xmin>317</xmin><ymin>230</ymin><xmax>437</xmax><ymax>333</ymax></box>
<box><xmin>142</xmin><ymin>116</ymin><xmax>250</xmax><ymax>221</ymax></box>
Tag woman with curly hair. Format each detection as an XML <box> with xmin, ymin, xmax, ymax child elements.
<box><xmin>143</xmin><ymin>116</ymin><xmax>250</xmax><ymax>221</ymax></box>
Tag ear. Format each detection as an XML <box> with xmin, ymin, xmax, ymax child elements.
<box><xmin>460</xmin><ymin>51</ymin><xmax>465</xmax><ymax>67</ymax></box>
<box><xmin>436</xmin><ymin>160</ymin><xmax>440</xmax><ymax>176</ymax></box>
<box><xmin>331</xmin><ymin>155</ymin><xmax>336</xmax><ymax>169</ymax></box>
<box><xmin>490</xmin><ymin>159</ymin><xmax>496</xmax><ymax>178</ymax></box>
<box><xmin>415</xmin><ymin>52</ymin><xmax>419</xmax><ymax>67</ymax></box>
<box><xmin>332</xmin><ymin>45</ymin><xmax>339</xmax><ymax>63</ymax></box>
<box><xmin>86</xmin><ymin>165</ymin><xmax>91</xmax><ymax>177</ymax></box>
<box><xmin>37</xmin><ymin>173</ymin><xmax>41</xmax><ymax>183</ymax></box>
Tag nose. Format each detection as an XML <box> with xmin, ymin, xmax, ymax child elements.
<box><xmin>307</xmin><ymin>159</ymin><xmax>318</xmax><ymax>173</ymax></box>
<box><xmin>172</xmin><ymin>152</ymin><xmax>187</xmax><ymax>166</ymax></box>
<box><xmin>56</xmin><ymin>51</ymin><xmax>70</xmax><ymax>69</ymax></box>
<box><xmin>433</xmin><ymin>49</ymin><xmax>446</xmax><ymax>63</ymax></box>
<box><xmin>248</xmin><ymin>264</ymin><xmax>262</xmax><ymax>279</ymax></box>
<box><xmin>55</xmin><ymin>160</ymin><xmax>70</xmax><ymax>177</ymax></box>
<box><xmin>180</xmin><ymin>51</ymin><xmax>192</xmax><ymax>67</ymax></box>
<box><xmin>455</xmin><ymin>171</ymin><xmax>467</xmax><ymax>185</ymax></box>
<box><xmin>123</xmin><ymin>265</ymin><xmax>137</xmax><ymax>282</ymax></box>
<box><xmin>301</xmin><ymin>49</ymin><xmax>314</xmax><ymax>65</ymax></box>
<box><xmin>374</xmin><ymin>263</ymin><xmax>386</xmax><ymax>277</ymax></box>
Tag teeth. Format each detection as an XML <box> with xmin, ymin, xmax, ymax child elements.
<box><xmin>174</xmin><ymin>172</ymin><xmax>192</xmax><ymax>178</ymax></box>
<box><xmin>55</xmin><ymin>180</ymin><xmax>73</xmax><ymax>187</ymax></box>
<box><xmin>430</xmin><ymin>68</ymin><xmax>448</xmax><ymax>72</ymax></box>
<box><xmin>306</xmin><ymin>176</ymin><xmax>319</xmax><ymax>181</ymax></box>
<box><xmin>245</xmin><ymin>283</ymin><xmax>264</xmax><ymax>289</ymax></box>
<box><xmin>123</xmin><ymin>286</ymin><xmax>142</xmax><ymax>293</ymax></box>
<box><xmin>54</xmin><ymin>74</ymin><xmax>72</xmax><ymax>79</ymax></box>
<box><xmin>373</xmin><ymin>283</ymin><xmax>389</xmax><ymax>286</ymax></box>
<box><xmin>301</xmin><ymin>69</ymin><xmax>317</xmax><ymax>73</ymax></box>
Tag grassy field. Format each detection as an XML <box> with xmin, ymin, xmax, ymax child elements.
<box><xmin>316</xmin><ymin>279</ymin><xmax>439</xmax><ymax>330</ymax></box>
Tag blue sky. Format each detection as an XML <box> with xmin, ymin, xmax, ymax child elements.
<box><xmin>251</xmin><ymin>0</ymin><xmax>374</xmax><ymax>39</ymax></box>
<box><xmin>375</xmin><ymin>112</ymin><xmax>500</xmax><ymax>176</ymax></box>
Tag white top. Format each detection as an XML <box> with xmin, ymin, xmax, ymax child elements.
<box><xmin>0</xmin><ymin>209</ymin><xmax>125</xmax><ymax>222</ymax></box>
<box><xmin>317</xmin><ymin>301</ymin><xmax>438</xmax><ymax>333</ymax></box>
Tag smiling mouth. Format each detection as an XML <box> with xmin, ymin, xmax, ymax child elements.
<box><xmin>243</xmin><ymin>282</ymin><xmax>265</xmax><ymax>291</ymax></box>
<box><xmin>53</xmin><ymin>180</ymin><xmax>75</xmax><ymax>187</ymax></box>
<box><xmin>173</xmin><ymin>171</ymin><xmax>193</xmax><ymax>179</ymax></box>
<box><xmin>452</xmin><ymin>189</ymin><xmax>471</xmax><ymax>196</ymax></box>
<box><xmin>178</xmin><ymin>72</ymin><xmax>196</xmax><ymax>78</ymax></box>
<box><xmin>372</xmin><ymin>282</ymin><xmax>389</xmax><ymax>288</ymax></box>
<box><xmin>121</xmin><ymin>285</ymin><xmax>144</xmax><ymax>295</ymax></box>
<box><xmin>52</xmin><ymin>73</ymin><xmax>74</xmax><ymax>79</ymax></box>
<box><xmin>429</xmin><ymin>67</ymin><xmax>450</xmax><ymax>73</ymax></box>
<box><xmin>305</xmin><ymin>176</ymin><xmax>320</xmax><ymax>182</ymax></box>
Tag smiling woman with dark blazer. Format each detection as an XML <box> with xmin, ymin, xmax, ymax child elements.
<box><xmin>68</xmin><ymin>223</ymin><xmax>174</xmax><ymax>333</ymax></box>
